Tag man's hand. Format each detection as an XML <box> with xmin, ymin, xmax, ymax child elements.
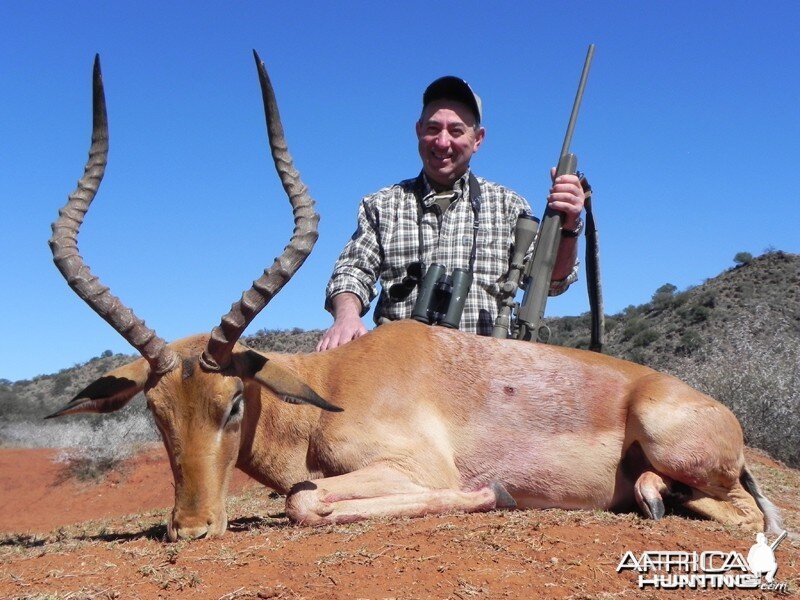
<box><xmin>316</xmin><ymin>292</ymin><xmax>368</xmax><ymax>351</ymax></box>
<box><xmin>548</xmin><ymin>168</ymin><xmax>585</xmax><ymax>229</ymax></box>
<box><xmin>547</xmin><ymin>168</ymin><xmax>585</xmax><ymax>283</ymax></box>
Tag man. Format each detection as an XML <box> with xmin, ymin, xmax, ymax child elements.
<box><xmin>317</xmin><ymin>76</ymin><xmax>584</xmax><ymax>351</ymax></box>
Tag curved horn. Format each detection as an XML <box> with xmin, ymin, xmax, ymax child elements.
<box><xmin>49</xmin><ymin>55</ymin><xmax>179</xmax><ymax>375</ymax></box>
<box><xmin>200</xmin><ymin>51</ymin><xmax>319</xmax><ymax>371</ymax></box>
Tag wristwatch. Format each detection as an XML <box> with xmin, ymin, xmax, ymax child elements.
<box><xmin>560</xmin><ymin>217</ymin><xmax>584</xmax><ymax>238</ymax></box>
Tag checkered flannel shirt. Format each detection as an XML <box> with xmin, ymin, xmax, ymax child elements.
<box><xmin>325</xmin><ymin>170</ymin><xmax>579</xmax><ymax>335</ymax></box>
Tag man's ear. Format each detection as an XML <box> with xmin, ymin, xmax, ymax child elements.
<box><xmin>45</xmin><ymin>358</ymin><xmax>150</xmax><ymax>418</ymax></box>
<box><xmin>473</xmin><ymin>126</ymin><xmax>486</xmax><ymax>152</ymax></box>
<box><xmin>235</xmin><ymin>350</ymin><xmax>342</xmax><ymax>413</ymax></box>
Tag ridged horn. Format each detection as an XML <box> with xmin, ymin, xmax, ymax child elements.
<box><xmin>200</xmin><ymin>51</ymin><xmax>319</xmax><ymax>371</ymax></box>
<box><xmin>49</xmin><ymin>55</ymin><xmax>179</xmax><ymax>375</ymax></box>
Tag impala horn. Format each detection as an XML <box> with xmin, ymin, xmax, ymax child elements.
<box><xmin>200</xmin><ymin>51</ymin><xmax>319</xmax><ymax>371</ymax></box>
<box><xmin>49</xmin><ymin>55</ymin><xmax>179</xmax><ymax>375</ymax></box>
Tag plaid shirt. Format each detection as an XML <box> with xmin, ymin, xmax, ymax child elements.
<box><xmin>325</xmin><ymin>170</ymin><xmax>578</xmax><ymax>335</ymax></box>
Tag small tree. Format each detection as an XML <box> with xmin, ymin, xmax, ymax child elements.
<box><xmin>652</xmin><ymin>283</ymin><xmax>678</xmax><ymax>311</ymax></box>
<box><xmin>733</xmin><ymin>251</ymin><xmax>753</xmax><ymax>266</ymax></box>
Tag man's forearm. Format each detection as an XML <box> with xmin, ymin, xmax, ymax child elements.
<box><xmin>552</xmin><ymin>236</ymin><xmax>578</xmax><ymax>282</ymax></box>
<box><xmin>329</xmin><ymin>292</ymin><xmax>364</xmax><ymax>321</ymax></box>
<box><xmin>317</xmin><ymin>292</ymin><xmax>368</xmax><ymax>352</ymax></box>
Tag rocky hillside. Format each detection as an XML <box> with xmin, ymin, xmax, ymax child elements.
<box><xmin>2</xmin><ymin>251</ymin><xmax>798</xmax><ymax>465</ymax></box>
<box><xmin>547</xmin><ymin>250</ymin><xmax>799</xmax><ymax>369</ymax></box>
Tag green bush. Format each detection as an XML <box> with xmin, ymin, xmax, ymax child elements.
<box><xmin>678</xmin><ymin>304</ymin><xmax>711</xmax><ymax>324</ymax></box>
<box><xmin>622</xmin><ymin>318</ymin><xmax>647</xmax><ymax>341</ymax></box>
<box><xmin>631</xmin><ymin>328</ymin><xmax>659</xmax><ymax>348</ymax></box>
<box><xmin>652</xmin><ymin>283</ymin><xmax>677</xmax><ymax>311</ymax></box>
<box><xmin>51</xmin><ymin>372</ymin><xmax>73</xmax><ymax>395</ymax></box>
<box><xmin>677</xmin><ymin>330</ymin><xmax>703</xmax><ymax>355</ymax></box>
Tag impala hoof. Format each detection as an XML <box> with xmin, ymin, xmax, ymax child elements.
<box><xmin>490</xmin><ymin>482</ymin><xmax>517</xmax><ymax>509</ymax></box>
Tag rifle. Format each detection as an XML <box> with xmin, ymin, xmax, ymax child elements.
<box><xmin>502</xmin><ymin>44</ymin><xmax>595</xmax><ymax>343</ymax></box>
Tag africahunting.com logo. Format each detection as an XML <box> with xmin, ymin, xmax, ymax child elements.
<box><xmin>617</xmin><ymin>531</ymin><xmax>789</xmax><ymax>592</ymax></box>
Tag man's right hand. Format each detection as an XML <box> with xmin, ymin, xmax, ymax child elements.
<box><xmin>316</xmin><ymin>293</ymin><xmax>368</xmax><ymax>351</ymax></box>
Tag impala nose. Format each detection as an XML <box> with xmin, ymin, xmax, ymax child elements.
<box><xmin>168</xmin><ymin>510</ymin><xmax>228</xmax><ymax>541</ymax></box>
<box><xmin>168</xmin><ymin>516</ymin><xmax>208</xmax><ymax>541</ymax></box>
<box><xmin>172</xmin><ymin>523</ymin><xmax>209</xmax><ymax>540</ymax></box>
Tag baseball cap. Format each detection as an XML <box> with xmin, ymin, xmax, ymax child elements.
<box><xmin>422</xmin><ymin>76</ymin><xmax>482</xmax><ymax>124</ymax></box>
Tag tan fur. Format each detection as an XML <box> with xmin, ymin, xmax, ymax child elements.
<box><xmin>58</xmin><ymin>320</ymin><xmax>779</xmax><ymax>540</ymax></box>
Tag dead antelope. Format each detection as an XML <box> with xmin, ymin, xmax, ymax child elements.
<box><xmin>49</xmin><ymin>52</ymin><xmax>781</xmax><ymax>541</ymax></box>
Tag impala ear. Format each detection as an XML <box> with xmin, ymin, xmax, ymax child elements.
<box><xmin>236</xmin><ymin>350</ymin><xmax>342</xmax><ymax>413</ymax></box>
<box><xmin>45</xmin><ymin>358</ymin><xmax>150</xmax><ymax>418</ymax></box>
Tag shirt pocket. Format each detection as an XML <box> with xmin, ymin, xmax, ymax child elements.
<box><xmin>474</xmin><ymin>230</ymin><xmax>509</xmax><ymax>281</ymax></box>
<box><xmin>381</xmin><ymin>212</ymin><xmax>420</xmax><ymax>276</ymax></box>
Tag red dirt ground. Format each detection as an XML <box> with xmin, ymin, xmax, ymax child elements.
<box><xmin>1</xmin><ymin>445</ymin><xmax>798</xmax><ymax>599</ymax></box>
<box><xmin>0</xmin><ymin>446</ymin><xmax>256</xmax><ymax>534</ymax></box>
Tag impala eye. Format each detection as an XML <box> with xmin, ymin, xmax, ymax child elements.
<box><xmin>225</xmin><ymin>394</ymin><xmax>244</xmax><ymax>426</ymax></box>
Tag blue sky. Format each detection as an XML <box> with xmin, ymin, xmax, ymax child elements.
<box><xmin>2</xmin><ymin>1</ymin><xmax>798</xmax><ymax>381</ymax></box>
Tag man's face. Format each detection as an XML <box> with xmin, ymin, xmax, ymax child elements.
<box><xmin>416</xmin><ymin>99</ymin><xmax>485</xmax><ymax>189</ymax></box>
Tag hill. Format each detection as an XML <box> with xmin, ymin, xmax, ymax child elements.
<box><xmin>548</xmin><ymin>249</ymin><xmax>799</xmax><ymax>367</ymax></box>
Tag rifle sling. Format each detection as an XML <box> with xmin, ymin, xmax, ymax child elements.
<box><xmin>581</xmin><ymin>176</ymin><xmax>604</xmax><ymax>352</ymax></box>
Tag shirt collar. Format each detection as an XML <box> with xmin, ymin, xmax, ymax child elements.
<box><xmin>420</xmin><ymin>170</ymin><xmax>470</xmax><ymax>208</ymax></box>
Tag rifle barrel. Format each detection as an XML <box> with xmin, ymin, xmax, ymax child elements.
<box><xmin>560</xmin><ymin>44</ymin><xmax>595</xmax><ymax>159</ymax></box>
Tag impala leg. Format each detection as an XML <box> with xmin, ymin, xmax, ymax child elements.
<box><xmin>285</xmin><ymin>463</ymin><xmax>515</xmax><ymax>525</ymax></box>
<box><xmin>634</xmin><ymin>470</ymin><xmax>672</xmax><ymax>520</ymax></box>
<box><xmin>680</xmin><ymin>480</ymin><xmax>765</xmax><ymax>532</ymax></box>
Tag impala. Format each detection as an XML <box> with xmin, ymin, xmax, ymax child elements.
<box><xmin>48</xmin><ymin>52</ymin><xmax>781</xmax><ymax>541</ymax></box>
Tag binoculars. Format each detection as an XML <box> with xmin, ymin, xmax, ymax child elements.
<box><xmin>410</xmin><ymin>263</ymin><xmax>472</xmax><ymax>329</ymax></box>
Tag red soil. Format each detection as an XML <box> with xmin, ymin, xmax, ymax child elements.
<box><xmin>0</xmin><ymin>446</ymin><xmax>797</xmax><ymax>599</ymax></box>
<box><xmin>0</xmin><ymin>446</ymin><xmax>255</xmax><ymax>533</ymax></box>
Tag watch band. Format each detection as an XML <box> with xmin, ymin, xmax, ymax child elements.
<box><xmin>561</xmin><ymin>217</ymin><xmax>584</xmax><ymax>238</ymax></box>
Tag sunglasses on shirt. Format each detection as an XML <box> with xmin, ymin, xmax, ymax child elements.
<box><xmin>387</xmin><ymin>261</ymin><xmax>426</xmax><ymax>301</ymax></box>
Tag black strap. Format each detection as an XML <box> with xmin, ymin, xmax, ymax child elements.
<box><xmin>466</xmin><ymin>172</ymin><xmax>482</xmax><ymax>271</ymax></box>
<box><xmin>580</xmin><ymin>174</ymin><xmax>604</xmax><ymax>353</ymax></box>
<box><xmin>414</xmin><ymin>174</ymin><xmax>426</xmax><ymax>264</ymax></box>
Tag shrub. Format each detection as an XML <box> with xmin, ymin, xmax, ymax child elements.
<box><xmin>652</xmin><ymin>283</ymin><xmax>677</xmax><ymax>311</ymax></box>
<box><xmin>733</xmin><ymin>252</ymin><xmax>753</xmax><ymax>266</ymax></box>
<box><xmin>622</xmin><ymin>318</ymin><xmax>647</xmax><ymax>342</ymax></box>
<box><xmin>737</xmin><ymin>282</ymin><xmax>755</xmax><ymax>301</ymax></box>
<box><xmin>51</xmin><ymin>372</ymin><xmax>73</xmax><ymax>395</ymax></box>
<box><xmin>673</xmin><ymin>308</ymin><xmax>800</xmax><ymax>467</ymax></box>
<box><xmin>676</xmin><ymin>330</ymin><xmax>703</xmax><ymax>355</ymax></box>
<box><xmin>631</xmin><ymin>328</ymin><xmax>659</xmax><ymax>348</ymax></box>
<box><xmin>54</xmin><ymin>411</ymin><xmax>159</xmax><ymax>480</ymax></box>
<box><xmin>626</xmin><ymin>347</ymin><xmax>648</xmax><ymax>365</ymax></box>
<box><xmin>678</xmin><ymin>304</ymin><xmax>711</xmax><ymax>325</ymax></box>
<box><xmin>0</xmin><ymin>409</ymin><xmax>159</xmax><ymax>480</ymax></box>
